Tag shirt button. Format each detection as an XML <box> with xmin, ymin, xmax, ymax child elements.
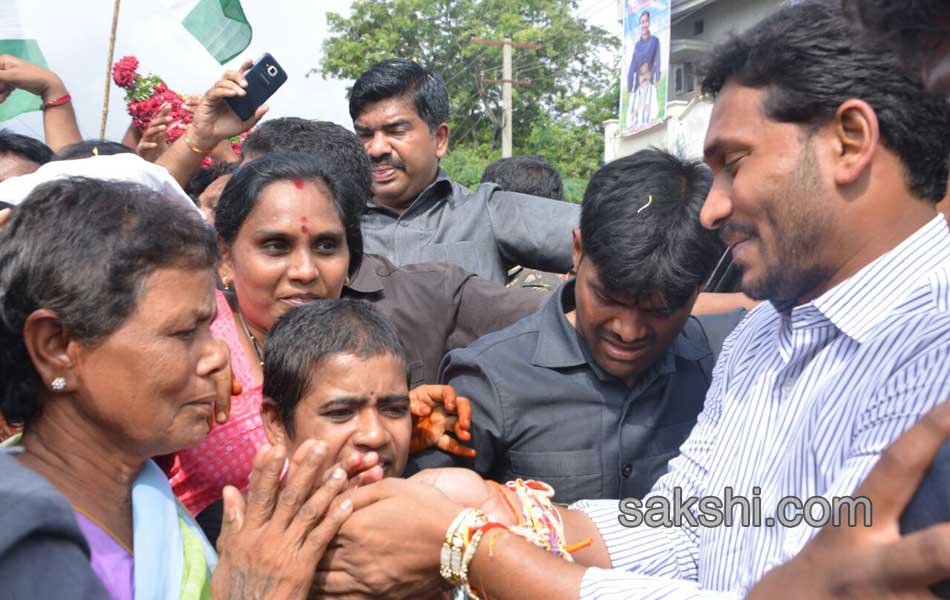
<box><xmin>622</xmin><ymin>464</ymin><xmax>633</xmax><ymax>478</ymax></box>
<box><xmin>399</xmin><ymin>221</ymin><xmax>409</xmax><ymax>228</ymax></box>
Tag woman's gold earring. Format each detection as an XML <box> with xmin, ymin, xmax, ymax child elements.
<box><xmin>344</xmin><ymin>275</ymin><xmax>351</xmax><ymax>286</ymax></box>
<box><xmin>222</xmin><ymin>276</ymin><xmax>231</xmax><ymax>291</ymax></box>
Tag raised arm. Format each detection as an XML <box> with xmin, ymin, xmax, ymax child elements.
<box><xmin>488</xmin><ymin>190</ymin><xmax>579</xmax><ymax>274</ymax></box>
<box><xmin>0</xmin><ymin>55</ymin><xmax>80</xmax><ymax>152</ymax></box>
<box><xmin>157</xmin><ymin>59</ymin><xmax>265</xmax><ymax>187</ymax></box>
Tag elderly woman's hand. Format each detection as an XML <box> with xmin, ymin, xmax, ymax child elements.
<box><xmin>409</xmin><ymin>384</ymin><xmax>476</xmax><ymax>458</ymax></box>
<box><xmin>211</xmin><ymin>439</ymin><xmax>382</xmax><ymax>600</ymax></box>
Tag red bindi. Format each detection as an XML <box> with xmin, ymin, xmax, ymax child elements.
<box><xmin>300</xmin><ymin>225</ymin><xmax>310</xmax><ymax>234</ymax></box>
<box><xmin>293</xmin><ymin>177</ymin><xmax>304</xmax><ymax>189</ymax></box>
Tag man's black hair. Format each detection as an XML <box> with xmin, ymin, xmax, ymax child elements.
<box><xmin>0</xmin><ymin>177</ymin><xmax>216</xmax><ymax>427</ymax></box>
<box><xmin>215</xmin><ymin>152</ymin><xmax>364</xmax><ymax>276</ymax></box>
<box><xmin>843</xmin><ymin>0</ymin><xmax>949</xmax><ymax>80</ymax></box>
<box><xmin>263</xmin><ymin>299</ymin><xmax>408</xmax><ymax>436</ymax></box>
<box><xmin>241</xmin><ymin>117</ymin><xmax>372</xmax><ymax>205</ymax></box>
<box><xmin>349</xmin><ymin>59</ymin><xmax>450</xmax><ymax>132</ymax></box>
<box><xmin>0</xmin><ymin>130</ymin><xmax>53</xmax><ymax>165</ymax></box>
<box><xmin>185</xmin><ymin>161</ymin><xmax>239</xmax><ymax>201</ymax></box>
<box><xmin>581</xmin><ymin>149</ymin><xmax>722</xmax><ymax>310</ymax></box>
<box><xmin>55</xmin><ymin>140</ymin><xmax>134</xmax><ymax>160</ymax></box>
<box><xmin>481</xmin><ymin>156</ymin><xmax>564</xmax><ymax>201</ymax></box>
<box><xmin>842</xmin><ymin>0</ymin><xmax>943</xmax><ymax>47</ymax></box>
<box><xmin>702</xmin><ymin>0</ymin><xmax>950</xmax><ymax>202</ymax></box>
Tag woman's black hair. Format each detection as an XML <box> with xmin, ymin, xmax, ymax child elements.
<box><xmin>0</xmin><ymin>177</ymin><xmax>217</xmax><ymax>427</ymax></box>
<box><xmin>214</xmin><ymin>152</ymin><xmax>363</xmax><ymax>276</ymax></box>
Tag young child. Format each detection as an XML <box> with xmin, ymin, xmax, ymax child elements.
<box><xmin>260</xmin><ymin>298</ymin><xmax>471</xmax><ymax>598</ymax></box>
<box><xmin>260</xmin><ymin>297</ymin><xmax>474</xmax><ymax>482</ymax></box>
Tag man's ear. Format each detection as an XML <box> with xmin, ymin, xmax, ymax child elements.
<box><xmin>434</xmin><ymin>123</ymin><xmax>450</xmax><ymax>159</ymax></box>
<box><xmin>571</xmin><ymin>228</ymin><xmax>583</xmax><ymax>273</ymax></box>
<box><xmin>829</xmin><ymin>98</ymin><xmax>879</xmax><ymax>188</ymax></box>
<box><xmin>22</xmin><ymin>309</ymin><xmax>78</xmax><ymax>394</ymax></box>
<box><xmin>260</xmin><ymin>397</ymin><xmax>289</xmax><ymax>447</ymax></box>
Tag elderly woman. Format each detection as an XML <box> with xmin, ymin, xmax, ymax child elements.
<box><xmin>0</xmin><ymin>177</ymin><xmax>364</xmax><ymax>599</ymax></box>
<box><xmin>167</xmin><ymin>153</ymin><xmax>472</xmax><ymax>541</ymax></box>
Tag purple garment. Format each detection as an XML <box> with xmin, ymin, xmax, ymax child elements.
<box><xmin>627</xmin><ymin>34</ymin><xmax>661</xmax><ymax>92</ymax></box>
<box><xmin>73</xmin><ymin>511</ymin><xmax>134</xmax><ymax>600</ymax></box>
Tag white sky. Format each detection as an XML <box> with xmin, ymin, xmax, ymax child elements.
<box><xmin>5</xmin><ymin>0</ymin><xmax>620</xmax><ymax>144</ymax></box>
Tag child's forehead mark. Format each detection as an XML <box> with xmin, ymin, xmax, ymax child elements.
<box><xmin>293</xmin><ymin>177</ymin><xmax>304</xmax><ymax>189</ymax></box>
<box><xmin>300</xmin><ymin>217</ymin><xmax>310</xmax><ymax>234</ymax></box>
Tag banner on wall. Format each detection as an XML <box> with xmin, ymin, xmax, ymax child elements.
<box><xmin>619</xmin><ymin>0</ymin><xmax>670</xmax><ymax>136</ymax></box>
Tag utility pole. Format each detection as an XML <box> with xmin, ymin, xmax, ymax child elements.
<box><xmin>470</xmin><ymin>36</ymin><xmax>541</xmax><ymax>157</ymax></box>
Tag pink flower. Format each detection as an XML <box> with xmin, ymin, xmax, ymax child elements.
<box><xmin>112</xmin><ymin>56</ymin><xmax>139</xmax><ymax>88</ymax></box>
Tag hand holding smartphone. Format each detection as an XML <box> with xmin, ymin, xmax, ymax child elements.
<box><xmin>225</xmin><ymin>53</ymin><xmax>287</xmax><ymax>121</ymax></box>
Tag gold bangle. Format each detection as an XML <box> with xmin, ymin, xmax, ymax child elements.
<box><xmin>184</xmin><ymin>135</ymin><xmax>214</xmax><ymax>155</ymax></box>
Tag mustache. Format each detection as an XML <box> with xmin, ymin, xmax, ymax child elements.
<box><xmin>370</xmin><ymin>155</ymin><xmax>407</xmax><ymax>171</ymax></box>
<box><xmin>719</xmin><ymin>222</ymin><xmax>758</xmax><ymax>246</ymax></box>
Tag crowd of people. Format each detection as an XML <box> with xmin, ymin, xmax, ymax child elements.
<box><xmin>2</xmin><ymin>0</ymin><xmax>950</xmax><ymax>598</ymax></box>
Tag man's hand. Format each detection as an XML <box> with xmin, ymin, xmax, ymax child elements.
<box><xmin>411</xmin><ymin>467</ymin><xmax>517</xmax><ymax>524</ymax></box>
<box><xmin>187</xmin><ymin>59</ymin><xmax>267</xmax><ymax>151</ymax></box>
<box><xmin>211</xmin><ymin>440</ymin><xmax>382</xmax><ymax>600</ymax></box>
<box><xmin>409</xmin><ymin>384</ymin><xmax>476</xmax><ymax>458</ymax></box>
<box><xmin>315</xmin><ymin>478</ymin><xmax>463</xmax><ymax>598</ymax></box>
<box><xmin>0</xmin><ymin>54</ymin><xmax>66</xmax><ymax>104</ymax></box>
<box><xmin>748</xmin><ymin>402</ymin><xmax>950</xmax><ymax>599</ymax></box>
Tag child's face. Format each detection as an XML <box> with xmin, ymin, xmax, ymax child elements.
<box><xmin>639</xmin><ymin>63</ymin><xmax>651</xmax><ymax>84</ymax></box>
<box><xmin>264</xmin><ymin>352</ymin><xmax>412</xmax><ymax>479</ymax></box>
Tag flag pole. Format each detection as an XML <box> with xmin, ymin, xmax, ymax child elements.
<box><xmin>99</xmin><ymin>0</ymin><xmax>121</xmax><ymax>139</ymax></box>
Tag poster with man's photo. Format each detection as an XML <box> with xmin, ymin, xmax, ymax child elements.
<box><xmin>620</xmin><ymin>0</ymin><xmax>670</xmax><ymax>136</ymax></box>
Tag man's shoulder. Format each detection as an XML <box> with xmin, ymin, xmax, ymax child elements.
<box><xmin>359</xmin><ymin>253</ymin><xmax>470</xmax><ymax>289</ymax></box>
<box><xmin>444</xmin><ymin>307</ymin><xmax>545</xmax><ymax>366</ymax></box>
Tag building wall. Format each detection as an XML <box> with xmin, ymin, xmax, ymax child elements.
<box><xmin>606</xmin><ymin>0</ymin><xmax>784</xmax><ymax>162</ymax></box>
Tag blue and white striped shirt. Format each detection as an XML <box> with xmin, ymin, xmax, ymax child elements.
<box><xmin>573</xmin><ymin>215</ymin><xmax>950</xmax><ymax>599</ymax></box>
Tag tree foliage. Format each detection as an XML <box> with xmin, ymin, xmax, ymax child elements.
<box><xmin>318</xmin><ymin>0</ymin><xmax>619</xmax><ymax>184</ymax></box>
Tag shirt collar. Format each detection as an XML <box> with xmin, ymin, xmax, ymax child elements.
<box><xmin>800</xmin><ymin>215</ymin><xmax>950</xmax><ymax>343</ymax></box>
<box><xmin>531</xmin><ymin>280</ymin><xmax>589</xmax><ymax>370</ymax></box>
<box><xmin>531</xmin><ymin>280</ymin><xmax>706</xmax><ymax>381</ymax></box>
<box><xmin>363</xmin><ymin>169</ymin><xmax>455</xmax><ymax>212</ymax></box>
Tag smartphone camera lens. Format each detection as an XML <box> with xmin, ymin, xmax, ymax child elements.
<box><xmin>266</xmin><ymin>64</ymin><xmax>278</xmax><ymax>77</ymax></box>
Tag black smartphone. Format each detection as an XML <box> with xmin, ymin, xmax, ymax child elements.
<box><xmin>225</xmin><ymin>53</ymin><xmax>287</xmax><ymax>121</ymax></box>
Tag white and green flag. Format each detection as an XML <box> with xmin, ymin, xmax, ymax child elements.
<box><xmin>168</xmin><ymin>0</ymin><xmax>252</xmax><ymax>64</ymax></box>
<box><xmin>0</xmin><ymin>3</ymin><xmax>48</xmax><ymax>122</ymax></box>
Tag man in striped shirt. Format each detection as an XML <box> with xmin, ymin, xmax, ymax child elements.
<box><xmin>315</xmin><ymin>2</ymin><xmax>950</xmax><ymax>598</ymax></box>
